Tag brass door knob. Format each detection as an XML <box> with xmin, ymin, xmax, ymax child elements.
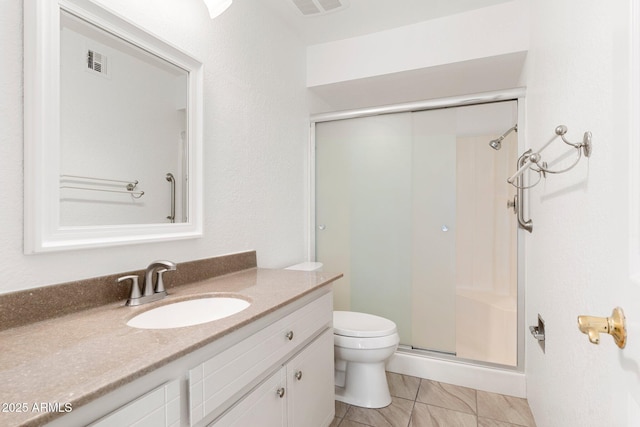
<box><xmin>577</xmin><ymin>307</ymin><xmax>626</xmax><ymax>349</ymax></box>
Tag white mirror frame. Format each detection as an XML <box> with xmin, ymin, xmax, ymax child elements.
<box><xmin>24</xmin><ymin>0</ymin><xmax>203</xmax><ymax>253</ymax></box>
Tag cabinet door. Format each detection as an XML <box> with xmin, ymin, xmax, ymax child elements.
<box><xmin>212</xmin><ymin>368</ymin><xmax>286</xmax><ymax>427</ymax></box>
<box><xmin>286</xmin><ymin>329</ymin><xmax>334</xmax><ymax>427</ymax></box>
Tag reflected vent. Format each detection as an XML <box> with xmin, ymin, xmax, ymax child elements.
<box><xmin>290</xmin><ymin>0</ymin><xmax>349</xmax><ymax>16</ymax></box>
<box><xmin>87</xmin><ymin>49</ymin><xmax>107</xmax><ymax>75</ymax></box>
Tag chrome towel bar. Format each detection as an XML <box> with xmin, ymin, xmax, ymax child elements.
<box><xmin>59</xmin><ymin>174</ymin><xmax>144</xmax><ymax>198</ymax></box>
<box><xmin>59</xmin><ymin>185</ymin><xmax>144</xmax><ymax>198</ymax></box>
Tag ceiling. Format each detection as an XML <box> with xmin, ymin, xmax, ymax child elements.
<box><xmin>261</xmin><ymin>0</ymin><xmax>514</xmax><ymax>45</ymax></box>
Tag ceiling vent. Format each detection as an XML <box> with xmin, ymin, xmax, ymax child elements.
<box><xmin>289</xmin><ymin>0</ymin><xmax>349</xmax><ymax>16</ymax></box>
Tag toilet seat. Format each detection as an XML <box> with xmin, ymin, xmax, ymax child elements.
<box><xmin>333</xmin><ymin>311</ymin><xmax>398</xmax><ymax>338</ymax></box>
<box><xmin>334</xmin><ymin>332</ymin><xmax>400</xmax><ymax>349</ymax></box>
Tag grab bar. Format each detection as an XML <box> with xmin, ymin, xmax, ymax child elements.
<box><xmin>166</xmin><ymin>173</ymin><xmax>175</xmax><ymax>223</ymax></box>
<box><xmin>516</xmin><ymin>150</ymin><xmax>533</xmax><ymax>233</ymax></box>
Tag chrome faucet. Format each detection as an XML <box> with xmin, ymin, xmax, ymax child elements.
<box><xmin>117</xmin><ymin>260</ymin><xmax>177</xmax><ymax>306</ymax></box>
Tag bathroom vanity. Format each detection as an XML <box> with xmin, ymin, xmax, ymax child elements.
<box><xmin>0</xmin><ymin>255</ymin><xmax>341</xmax><ymax>427</ymax></box>
<box><xmin>13</xmin><ymin>1</ymin><xmax>341</xmax><ymax>425</ymax></box>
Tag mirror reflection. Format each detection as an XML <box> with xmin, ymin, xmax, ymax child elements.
<box><xmin>59</xmin><ymin>11</ymin><xmax>189</xmax><ymax>226</ymax></box>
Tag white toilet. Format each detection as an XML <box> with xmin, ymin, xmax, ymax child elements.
<box><xmin>285</xmin><ymin>262</ymin><xmax>400</xmax><ymax>409</ymax></box>
<box><xmin>333</xmin><ymin>310</ymin><xmax>400</xmax><ymax>408</ymax></box>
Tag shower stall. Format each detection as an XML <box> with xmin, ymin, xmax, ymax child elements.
<box><xmin>313</xmin><ymin>97</ymin><xmax>523</xmax><ymax>373</ymax></box>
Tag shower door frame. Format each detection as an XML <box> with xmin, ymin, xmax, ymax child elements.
<box><xmin>308</xmin><ymin>87</ymin><xmax>527</xmax><ymax>373</ymax></box>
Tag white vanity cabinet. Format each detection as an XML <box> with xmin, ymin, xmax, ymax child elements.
<box><xmin>213</xmin><ymin>328</ymin><xmax>334</xmax><ymax>427</ymax></box>
<box><xmin>188</xmin><ymin>291</ymin><xmax>334</xmax><ymax>427</ymax></box>
<box><xmin>43</xmin><ymin>289</ymin><xmax>334</xmax><ymax>427</ymax></box>
<box><xmin>89</xmin><ymin>380</ymin><xmax>181</xmax><ymax>427</ymax></box>
<box><xmin>284</xmin><ymin>328</ymin><xmax>334</xmax><ymax>427</ymax></box>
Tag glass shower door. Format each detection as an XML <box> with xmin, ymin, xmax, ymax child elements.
<box><xmin>315</xmin><ymin>101</ymin><xmax>518</xmax><ymax>366</ymax></box>
<box><xmin>315</xmin><ymin>113</ymin><xmax>414</xmax><ymax>344</ymax></box>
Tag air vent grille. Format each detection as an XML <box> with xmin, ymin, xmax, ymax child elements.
<box><xmin>290</xmin><ymin>0</ymin><xmax>349</xmax><ymax>16</ymax></box>
<box><xmin>317</xmin><ymin>0</ymin><xmax>341</xmax><ymax>11</ymax></box>
<box><xmin>87</xmin><ymin>49</ymin><xmax>107</xmax><ymax>75</ymax></box>
<box><xmin>292</xmin><ymin>0</ymin><xmax>320</xmax><ymax>15</ymax></box>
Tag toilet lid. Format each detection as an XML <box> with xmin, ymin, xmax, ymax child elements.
<box><xmin>333</xmin><ymin>311</ymin><xmax>398</xmax><ymax>338</ymax></box>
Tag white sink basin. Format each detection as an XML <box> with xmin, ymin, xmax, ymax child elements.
<box><xmin>127</xmin><ymin>296</ymin><xmax>251</xmax><ymax>329</ymax></box>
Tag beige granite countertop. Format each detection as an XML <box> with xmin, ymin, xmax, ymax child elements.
<box><xmin>0</xmin><ymin>267</ymin><xmax>341</xmax><ymax>427</ymax></box>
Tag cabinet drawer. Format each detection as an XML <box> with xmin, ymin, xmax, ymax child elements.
<box><xmin>89</xmin><ymin>380</ymin><xmax>180</xmax><ymax>427</ymax></box>
<box><xmin>189</xmin><ymin>292</ymin><xmax>332</xmax><ymax>426</ymax></box>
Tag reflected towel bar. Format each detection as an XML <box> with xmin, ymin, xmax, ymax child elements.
<box><xmin>60</xmin><ymin>174</ymin><xmax>144</xmax><ymax>198</ymax></box>
<box><xmin>60</xmin><ymin>174</ymin><xmax>139</xmax><ymax>191</ymax></box>
<box><xmin>60</xmin><ymin>185</ymin><xmax>144</xmax><ymax>198</ymax></box>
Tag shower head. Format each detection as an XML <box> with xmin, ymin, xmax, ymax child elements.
<box><xmin>489</xmin><ymin>124</ymin><xmax>518</xmax><ymax>150</ymax></box>
<box><xmin>489</xmin><ymin>138</ymin><xmax>503</xmax><ymax>150</ymax></box>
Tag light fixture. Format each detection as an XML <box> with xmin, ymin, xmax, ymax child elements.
<box><xmin>203</xmin><ymin>0</ymin><xmax>233</xmax><ymax>19</ymax></box>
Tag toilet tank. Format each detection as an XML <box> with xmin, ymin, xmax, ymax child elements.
<box><xmin>285</xmin><ymin>262</ymin><xmax>323</xmax><ymax>272</ymax></box>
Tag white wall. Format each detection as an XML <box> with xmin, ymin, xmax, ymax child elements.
<box><xmin>524</xmin><ymin>1</ymin><xmax>634</xmax><ymax>426</ymax></box>
<box><xmin>0</xmin><ymin>0</ymin><xmax>309</xmax><ymax>294</ymax></box>
<box><xmin>307</xmin><ymin>0</ymin><xmax>529</xmax><ymax>87</ymax></box>
<box><xmin>306</xmin><ymin>0</ymin><xmax>529</xmax><ymax>114</ymax></box>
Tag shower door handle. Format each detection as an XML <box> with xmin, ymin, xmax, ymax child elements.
<box><xmin>507</xmin><ymin>196</ymin><xmax>517</xmax><ymax>213</ymax></box>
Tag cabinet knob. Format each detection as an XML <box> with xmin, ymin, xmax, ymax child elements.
<box><xmin>294</xmin><ymin>370</ymin><xmax>302</xmax><ymax>381</ymax></box>
<box><xmin>285</xmin><ymin>331</ymin><xmax>294</xmax><ymax>341</ymax></box>
<box><xmin>276</xmin><ymin>387</ymin><xmax>285</xmax><ymax>398</ymax></box>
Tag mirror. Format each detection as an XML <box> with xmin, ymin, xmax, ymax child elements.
<box><xmin>60</xmin><ymin>11</ymin><xmax>190</xmax><ymax>226</ymax></box>
<box><xmin>24</xmin><ymin>0</ymin><xmax>203</xmax><ymax>253</ymax></box>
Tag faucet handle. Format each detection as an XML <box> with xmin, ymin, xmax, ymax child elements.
<box><xmin>118</xmin><ymin>275</ymin><xmax>141</xmax><ymax>302</ymax></box>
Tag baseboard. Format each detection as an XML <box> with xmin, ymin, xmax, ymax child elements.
<box><xmin>386</xmin><ymin>351</ymin><xmax>526</xmax><ymax>398</ymax></box>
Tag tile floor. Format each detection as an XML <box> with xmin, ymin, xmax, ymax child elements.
<box><xmin>330</xmin><ymin>372</ymin><xmax>536</xmax><ymax>427</ymax></box>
